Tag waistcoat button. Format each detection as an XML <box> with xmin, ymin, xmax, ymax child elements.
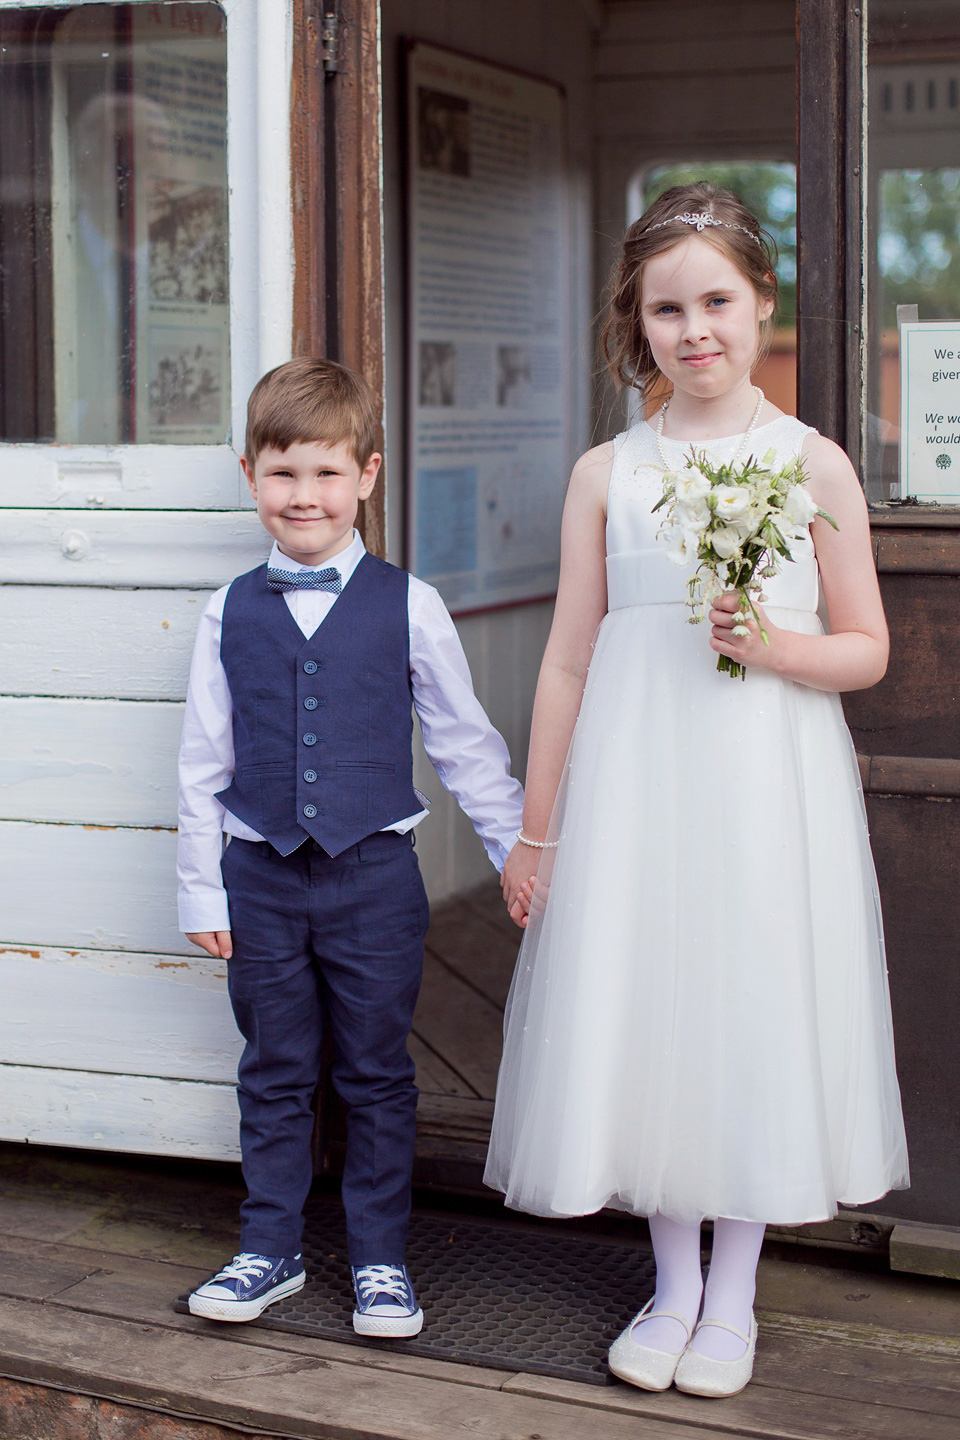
<box><xmin>302</xmin><ymin>804</ymin><xmax>318</xmax><ymax>819</ymax></box>
<box><xmin>303</xmin><ymin>769</ymin><xmax>317</xmax><ymax>783</ymax></box>
<box><xmin>303</xmin><ymin>660</ymin><xmax>318</xmax><ymax>674</ymax></box>
<box><xmin>302</xmin><ymin>732</ymin><xmax>317</xmax><ymax>746</ymax></box>
<box><xmin>303</xmin><ymin>696</ymin><xmax>318</xmax><ymax>710</ymax></box>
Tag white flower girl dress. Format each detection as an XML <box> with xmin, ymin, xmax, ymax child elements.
<box><xmin>485</xmin><ymin>415</ymin><xmax>909</xmax><ymax>1224</ymax></box>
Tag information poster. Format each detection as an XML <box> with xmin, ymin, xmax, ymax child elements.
<box><xmin>900</xmin><ymin>321</ymin><xmax>960</xmax><ymax>502</ymax></box>
<box><xmin>134</xmin><ymin>21</ymin><xmax>230</xmax><ymax>444</ymax></box>
<box><xmin>406</xmin><ymin>42</ymin><xmax>569</xmax><ymax>611</ymax></box>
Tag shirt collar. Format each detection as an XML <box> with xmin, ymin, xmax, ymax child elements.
<box><xmin>268</xmin><ymin>531</ymin><xmax>366</xmax><ymax>586</ymax></box>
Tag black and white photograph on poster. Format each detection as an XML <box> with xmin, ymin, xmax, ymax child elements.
<box><xmin>496</xmin><ymin>346</ymin><xmax>532</xmax><ymax>408</ymax></box>
<box><xmin>147</xmin><ymin>329</ymin><xmax>224</xmax><ymax>438</ymax></box>
<box><xmin>148</xmin><ymin>179</ymin><xmax>228</xmax><ymax>305</ymax></box>
<box><xmin>419</xmin><ymin>342</ymin><xmax>457</xmax><ymax>406</ymax></box>
<box><xmin>417</xmin><ymin>87</ymin><xmax>471</xmax><ymax>177</ymax></box>
<box><xmin>406</xmin><ymin>42</ymin><xmax>570</xmax><ymax>612</ymax></box>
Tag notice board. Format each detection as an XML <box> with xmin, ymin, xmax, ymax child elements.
<box><xmin>405</xmin><ymin>41</ymin><xmax>569</xmax><ymax>613</ymax></box>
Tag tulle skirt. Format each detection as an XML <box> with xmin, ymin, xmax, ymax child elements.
<box><xmin>484</xmin><ymin>602</ymin><xmax>909</xmax><ymax>1224</ymax></box>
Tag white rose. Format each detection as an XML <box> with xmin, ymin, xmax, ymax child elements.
<box><xmin>714</xmin><ymin>484</ymin><xmax>751</xmax><ymax>521</ymax></box>
<box><xmin>782</xmin><ymin>484</ymin><xmax>818</xmax><ymax>527</ymax></box>
<box><xmin>675</xmin><ymin>467</ymin><xmax>711</xmax><ymax>503</ymax></box>
<box><xmin>676</xmin><ymin>495</ymin><xmax>710</xmax><ymax>528</ymax></box>
<box><xmin>662</xmin><ymin>524</ymin><xmax>699</xmax><ymax>567</ymax></box>
<box><xmin>710</xmin><ymin>525</ymin><xmax>742</xmax><ymax>560</ymax></box>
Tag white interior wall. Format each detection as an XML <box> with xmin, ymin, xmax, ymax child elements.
<box><xmin>379</xmin><ymin>0</ymin><xmax>600</xmax><ymax>901</ymax></box>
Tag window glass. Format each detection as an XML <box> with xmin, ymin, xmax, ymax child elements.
<box><xmin>0</xmin><ymin>2</ymin><xmax>228</xmax><ymax>445</ymax></box>
<box><xmin>638</xmin><ymin>162</ymin><xmax>797</xmax><ymax>416</ymax></box>
<box><xmin>865</xmin><ymin>2</ymin><xmax>960</xmax><ymax>502</ymax></box>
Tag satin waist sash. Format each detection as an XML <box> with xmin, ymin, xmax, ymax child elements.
<box><xmin>606</xmin><ymin>549</ymin><xmax>820</xmax><ymax>614</ymax></box>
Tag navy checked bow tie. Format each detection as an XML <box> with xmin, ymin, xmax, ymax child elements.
<box><xmin>267</xmin><ymin>566</ymin><xmax>342</xmax><ymax>594</ymax></box>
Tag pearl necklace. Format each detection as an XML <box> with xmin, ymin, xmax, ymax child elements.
<box><xmin>655</xmin><ymin>385</ymin><xmax>766</xmax><ymax>471</ymax></box>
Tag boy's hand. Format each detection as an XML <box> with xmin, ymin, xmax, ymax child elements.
<box><xmin>186</xmin><ymin>930</ymin><xmax>233</xmax><ymax>959</ymax></box>
<box><xmin>501</xmin><ymin>842</ymin><xmax>538</xmax><ymax>930</ymax></box>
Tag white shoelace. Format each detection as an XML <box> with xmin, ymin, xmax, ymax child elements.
<box><xmin>355</xmin><ymin>1264</ymin><xmax>408</xmax><ymax>1304</ymax></box>
<box><xmin>214</xmin><ymin>1253</ymin><xmax>273</xmax><ymax>1288</ymax></box>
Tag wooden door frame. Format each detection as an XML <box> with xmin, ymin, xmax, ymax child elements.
<box><xmin>795</xmin><ymin>0</ymin><xmax>865</xmax><ymax>470</ymax></box>
<box><xmin>291</xmin><ymin>0</ymin><xmax>386</xmax><ymax>555</ymax></box>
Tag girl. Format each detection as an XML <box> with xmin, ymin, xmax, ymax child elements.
<box><xmin>484</xmin><ymin>183</ymin><xmax>908</xmax><ymax>1399</ymax></box>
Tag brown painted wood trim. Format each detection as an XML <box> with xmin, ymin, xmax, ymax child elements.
<box><xmin>291</xmin><ymin>1</ymin><xmax>327</xmax><ymax>359</ymax></box>
<box><xmin>332</xmin><ymin>0</ymin><xmax>386</xmax><ymax>558</ymax></box>
<box><xmin>870</xmin><ymin>509</ymin><xmax>960</xmax><ymax>530</ymax></box>
<box><xmin>290</xmin><ymin>0</ymin><xmax>386</xmax><ymax>557</ymax></box>
<box><xmin>796</xmin><ymin>0</ymin><xmax>864</xmax><ymax>463</ymax></box>
<box><xmin>858</xmin><ymin>753</ymin><xmax>960</xmax><ymax>798</ymax></box>
<box><xmin>876</xmin><ymin>531</ymin><xmax>960</xmax><ymax>574</ymax></box>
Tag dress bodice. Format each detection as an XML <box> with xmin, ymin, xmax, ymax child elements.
<box><xmin>605</xmin><ymin>415</ymin><xmax>820</xmax><ymax>613</ymax></box>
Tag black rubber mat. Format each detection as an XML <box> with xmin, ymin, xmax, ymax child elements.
<box><xmin>177</xmin><ymin>1199</ymin><xmax>656</xmax><ymax>1385</ymax></box>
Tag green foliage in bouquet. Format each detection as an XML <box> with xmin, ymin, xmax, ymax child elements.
<box><xmin>653</xmin><ymin>448</ymin><xmax>837</xmax><ymax>680</ymax></box>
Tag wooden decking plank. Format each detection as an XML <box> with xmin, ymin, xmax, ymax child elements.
<box><xmin>460</xmin><ymin>881</ymin><xmax>523</xmax><ymax>941</ymax></box>
<box><xmin>504</xmin><ymin>1316</ymin><xmax>960</xmax><ymax>1440</ymax></box>
<box><xmin>408</xmin><ymin>1033</ymin><xmax>478</xmax><ymax>1099</ymax></box>
<box><xmin>505</xmin><ymin>1374</ymin><xmax>958</xmax><ymax>1440</ymax></box>
<box><xmin>425</xmin><ymin>903</ymin><xmax>519</xmax><ymax>1012</ymax></box>
<box><xmin>412</xmin><ymin>951</ymin><xmax>505</xmax><ymax>1100</ymax></box>
<box><xmin>0</xmin><ymin>1295</ymin><xmax>709</xmax><ymax>1440</ymax></box>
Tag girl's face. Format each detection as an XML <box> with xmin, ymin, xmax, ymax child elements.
<box><xmin>639</xmin><ymin>236</ymin><xmax>773</xmax><ymax>402</ymax></box>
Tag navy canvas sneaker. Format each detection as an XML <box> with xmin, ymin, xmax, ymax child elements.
<box><xmin>352</xmin><ymin>1262</ymin><xmax>423</xmax><ymax>1337</ymax></box>
<box><xmin>188</xmin><ymin>1252</ymin><xmax>305</xmax><ymax>1322</ymax></box>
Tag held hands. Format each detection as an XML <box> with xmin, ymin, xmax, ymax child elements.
<box><xmin>187</xmin><ymin>930</ymin><xmax>233</xmax><ymax>959</ymax></box>
<box><xmin>709</xmin><ymin>592</ymin><xmax>781</xmax><ymax>672</ymax></box>
<box><xmin>501</xmin><ymin>841</ymin><xmax>538</xmax><ymax>930</ymax></box>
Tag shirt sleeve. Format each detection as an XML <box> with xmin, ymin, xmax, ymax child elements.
<box><xmin>408</xmin><ymin>579</ymin><xmax>524</xmax><ymax>871</ymax></box>
<box><xmin>176</xmin><ymin>589</ymin><xmax>234</xmax><ymax>933</ymax></box>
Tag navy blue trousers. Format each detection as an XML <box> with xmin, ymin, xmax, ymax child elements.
<box><xmin>220</xmin><ymin>831</ymin><xmax>429</xmax><ymax>1263</ymax></box>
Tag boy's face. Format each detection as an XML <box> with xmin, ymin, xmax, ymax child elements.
<box><xmin>242</xmin><ymin>439</ymin><xmax>380</xmax><ymax>567</ymax></box>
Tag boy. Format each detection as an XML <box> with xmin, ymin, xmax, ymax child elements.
<box><xmin>178</xmin><ymin>358</ymin><xmax>523</xmax><ymax>1336</ymax></box>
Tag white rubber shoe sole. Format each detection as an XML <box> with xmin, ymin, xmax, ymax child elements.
<box><xmin>188</xmin><ymin>1270</ymin><xmax>305</xmax><ymax>1322</ymax></box>
<box><xmin>353</xmin><ymin>1305</ymin><xmax>424</xmax><ymax>1338</ymax></box>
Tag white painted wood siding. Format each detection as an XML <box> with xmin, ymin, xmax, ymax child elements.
<box><xmin>0</xmin><ymin>0</ymin><xmax>292</xmax><ymax>1162</ymax></box>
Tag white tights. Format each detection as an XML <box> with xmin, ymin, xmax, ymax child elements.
<box><xmin>634</xmin><ymin>1214</ymin><xmax>765</xmax><ymax>1361</ymax></box>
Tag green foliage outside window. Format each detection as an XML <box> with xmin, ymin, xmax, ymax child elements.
<box><xmin>879</xmin><ymin>170</ymin><xmax>960</xmax><ymax>327</ymax></box>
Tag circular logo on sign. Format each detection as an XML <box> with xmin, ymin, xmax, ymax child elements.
<box><xmin>936</xmin><ymin>451</ymin><xmax>952</xmax><ymax>470</ymax></box>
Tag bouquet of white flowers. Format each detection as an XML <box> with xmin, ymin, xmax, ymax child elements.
<box><xmin>652</xmin><ymin>447</ymin><xmax>837</xmax><ymax>680</ymax></box>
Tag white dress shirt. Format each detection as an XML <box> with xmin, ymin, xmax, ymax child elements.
<box><xmin>177</xmin><ymin>533</ymin><xmax>524</xmax><ymax>932</ymax></box>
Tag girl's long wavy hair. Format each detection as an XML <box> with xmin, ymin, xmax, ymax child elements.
<box><xmin>601</xmin><ymin>182</ymin><xmax>779</xmax><ymax>406</ymax></box>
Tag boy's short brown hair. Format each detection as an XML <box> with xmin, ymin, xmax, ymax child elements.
<box><xmin>244</xmin><ymin>357</ymin><xmax>379</xmax><ymax>467</ymax></box>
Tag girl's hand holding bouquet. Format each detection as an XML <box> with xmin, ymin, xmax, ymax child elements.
<box><xmin>653</xmin><ymin>447</ymin><xmax>837</xmax><ymax>679</ymax></box>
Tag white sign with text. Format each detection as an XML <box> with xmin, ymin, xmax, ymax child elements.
<box><xmin>900</xmin><ymin>321</ymin><xmax>960</xmax><ymax>502</ymax></box>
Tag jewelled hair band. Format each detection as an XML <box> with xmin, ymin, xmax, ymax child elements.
<box><xmin>646</xmin><ymin>211</ymin><xmax>763</xmax><ymax>247</ymax></box>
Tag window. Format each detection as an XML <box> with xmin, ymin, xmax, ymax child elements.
<box><xmin>0</xmin><ymin>2</ymin><xmax>228</xmax><ymax>445</ymax></box>
<box><xmin>864</xmin><ymin>2</ymin><xmax>960</xmax><ymax>502</ymax></box>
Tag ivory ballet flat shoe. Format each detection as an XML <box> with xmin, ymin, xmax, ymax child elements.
<box><xmin>673</xmin><ymin>1312</ymin><xmax>758</xmax><ymax>1397</ymax></box>
<box><xmin>607</xmin><ymin>1297</ymin><xmax>694</xmax><ymax>1391</ymax></box>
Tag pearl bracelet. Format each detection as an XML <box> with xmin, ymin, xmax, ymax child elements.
<box><xmin>517</xmin><ymin>830</ymin><xmax>560</xmax><ymax>849</ymax></box>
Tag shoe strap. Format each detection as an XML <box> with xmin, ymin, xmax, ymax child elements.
<box><xmin>695</xmin><ymin>1315</ymin><xmax>752</xmax><ymax>1345</ymax></box>
<box><xmin>633</xmin><ymin>1298</ymin><xmax>694</xmax><ymax>1342</ymax></box>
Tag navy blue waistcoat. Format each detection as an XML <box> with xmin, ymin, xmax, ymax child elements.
<box><xmin>216</xmin><ymin>553</ymin><xmax>421</xmax><ymax>857</ymax></box>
